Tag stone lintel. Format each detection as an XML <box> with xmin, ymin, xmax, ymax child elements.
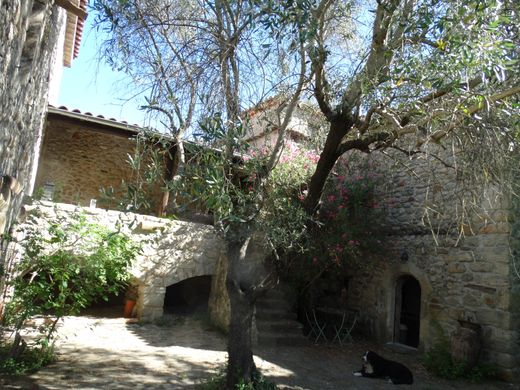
<box><xmin>464</xmin><ymin>284</ymin><xmax>497</xmax><ymax>294</ymax></box>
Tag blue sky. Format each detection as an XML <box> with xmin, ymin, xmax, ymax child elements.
<box><xmin>58</xmin><ymin>15</ymin><xmax>147</xmax><ymax>125</ymax></box>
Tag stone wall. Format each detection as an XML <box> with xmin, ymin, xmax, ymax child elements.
<box><xmin>0</xmin><ymin>1</ymin><xmax>64</xmax><ymax>231</ymax></box>
<box><xmin>36</xmin><ymin>114</ymin><xmax>138</xmax><ymax>205</ymax></box>
<box><xmin>342</xmin><ymin>146</ymin><xmax>518</xmax><ymax>380</ymax></box>
<box><xmin>508</xmin><ymin>185</ymin><xmax>520</xmax><ymax>379</ymax></box>
<box><xmin>21</xmin><ymin>201</ymin><xmax>225</xmax><ymax>321</ymax></box>
<box><xmin>35</xmin><ymin>112</ymin><xmax>166</xmax><ymax>212</ymax></box>
<box><xmin>0</xmin><ymin>1</ymin><xmax>66</xmax><ymax>314</ymax></box>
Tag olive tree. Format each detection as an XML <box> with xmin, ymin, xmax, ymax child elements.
<box><xmin>93</xmin><ymin>0</ymin><xmax>519</xmax><ymax>387</ymax></box>
<box><xmin>93</xmin><ymin>0</ymin><xmax>309</xmax><ymax>386</ymax></box>
<box><xmin>267</xmin><ymin>0</ymin><xmax>520</xmax><ymax>215</ymax></box>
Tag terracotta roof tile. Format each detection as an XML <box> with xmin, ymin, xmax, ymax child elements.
<box><xmin>48</xmin><ymin>105</ymin><xmax>141</xmax><ymax>128</ymax></box>
<box><xmin>73</xmin><ymin>0</ymin><xmax>88</xmax><ymax>59</ymax></box>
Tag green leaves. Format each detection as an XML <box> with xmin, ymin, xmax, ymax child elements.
<box><xmin>4</xmin><ymin>210</ymin><xmax>140</xmax><ymax>346</ymax></box>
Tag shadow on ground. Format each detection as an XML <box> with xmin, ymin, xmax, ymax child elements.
<box><xmin>0</xmin><ymin>314</ymin><xmax>516</xmax><ymax>390</ymax></box>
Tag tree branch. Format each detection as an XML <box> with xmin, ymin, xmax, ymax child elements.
<box><xmin>429</xmin><ymin>84</ymin><xmax>520</xmax><ymax>143</ymax></box>
<box><xmin>310</xmin><ymin>0</ymin><xmax>335</xmax><ymax>121</ymax></box>
<box><xmin>265</xmin><ymin>37</ymin><xmax>308</xmax><ymax>174</ymax></box>
<box><xmin>337</xmin><ymin>131</ymin><xmax>393</xmax><ymax>155</ymax></box>
<box><xmin>340</xmin><ymin>0</ymin><xmax>398</xmax><ymax>113</ymax></box>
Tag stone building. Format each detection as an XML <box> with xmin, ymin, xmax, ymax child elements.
<box><xmin>1</xmin><ymin>0</ymin><xmax>87</xmax><ymax>234</ymax></box>
<box><xmin>35</xmin><ymin>105</ymin><xmax>193</xmax><ymax>215</ymax></box>
<box><xmin>20</xmin><ymin>200</ymin><xmax>224</xmax><ymax>321</ymax></box>
<box><xmin>240</xmin><ymin>99</ymin><xmax>519</xmax><ymax>380</ymax></box>
<box><xmin>0</xmin><ymin>0</ymin><xmax>87</xmax><ymax>312</ymax></box>
<box><xmin>338</xmin><ymin>147</ymin><xmax>519</xmax><ymax>381</ymax></box>
<box><xmin>34</xmin><ymin>100</ymin><xmax>519</xmax><ymax>381</ymax></box>
<box><xmin>242</xmin><ymin>98</ymin><xmax>322</xmax><ymax>151</ymax></box>
<box><xmin>36</xmin><ymin>105</ymin><xmax>143</xmax><ymax>206</ymax></box>
<box><xmin>31</xmin><ymin>106</ymin><xmax>224</xmax><ymax>322</ymax></box>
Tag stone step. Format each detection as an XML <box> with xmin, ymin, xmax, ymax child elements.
<box><xmin>257</xmin><ymin>332</ymin><xmax>308</xmax><ymax>347</ymax></box>
<box><xmin>255</xmin><ymin>308</ymin><xmax>297</xmax><ymax>321</ymax></box>
<box><xmin>255</xmin><ymin>297</ymin><xmax>292</xmax><ymax>311</ymax></box>
<box><xmin>256</xmin><ymin>318</ymin><xmax>304</xmax><ymax>333</ymax></box>
<box><xmin>254</xmin><ymin>283</ymin><xmax>305</xmax><ymax>347</ymax></box>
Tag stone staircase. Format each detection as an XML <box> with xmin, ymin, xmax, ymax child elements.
<box><xmin>254</xmin><ymin>284</ymin><xmax>308</xmax><ymax>347</ymax></box>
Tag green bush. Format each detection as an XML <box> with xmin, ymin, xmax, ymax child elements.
<box><xmin>423</xmin><ymin>328</ymin><xmax>497</xmax><ymax>383</ymax></box>
<box><xmin>0</xmin><ymin>340</ymin><xmax>56</xmax><ymax>374</ymax></box>
<box><xmin>1</xmin><ymin>208</ymin><xmax>140</xmax><ymax>373</ymax></box>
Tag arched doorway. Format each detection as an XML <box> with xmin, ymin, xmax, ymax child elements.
<box><xmin>164</xmin><ymin>275</ymin><xmax>212</xmax><ymax>315</ymax></box>
<box><xmin>394</xmin><ymin>275</ymin><xmax>421</xmax><ymax>348</ymax></box>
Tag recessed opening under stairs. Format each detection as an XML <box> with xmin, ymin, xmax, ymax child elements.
<box><xmin>163</xmin><ymin>275</ymin><xmax>212</xmax><ymax>316</ymax></box>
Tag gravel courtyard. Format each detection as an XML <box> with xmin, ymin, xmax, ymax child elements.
<box><xmin>0</xmin><ymin>313</ymin><xmax>517</xmax><ymax>390</ymax></box>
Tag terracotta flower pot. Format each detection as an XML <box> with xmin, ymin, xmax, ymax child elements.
<box><xmin>124</xmin><ymin>299</ymin><xmax>136</xmax><ymax>318</ymax></box>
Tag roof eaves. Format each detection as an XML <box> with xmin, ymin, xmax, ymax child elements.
<box><xmin>59</xmin><ymin>0</ymin><xmax>88</xmax><ymax>67</ymax></box>
<box><xmin>47</xmin><ymin>105</ymin><xmax>141</xmax><ymax>135</ymax></box>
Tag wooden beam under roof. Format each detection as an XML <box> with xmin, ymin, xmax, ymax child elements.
<box><xmin>55</xmin><ymin>0</ymin><xmax>88</xmax><ymax>20</ymax></box>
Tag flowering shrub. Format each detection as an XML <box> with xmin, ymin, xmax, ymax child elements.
<box><xmin>269</xmin><ymin>140</ymin><xmax>319</xmax><ymax>195</ymax></box>
<box><xmin>289</xmin><ymin>155</ymin><xmax>388</xmax><ymax>291</ymax></box>
<box><xmin>249</xmin><ymin>140</ymin><xmax>320</xmax><ymax>254</ymax></box>
<box><xmin>318</xmin><ymin>168</ymin><xmax>386</xmax><ymax>262</ymax></box>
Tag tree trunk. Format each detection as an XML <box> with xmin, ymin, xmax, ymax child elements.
<box><xmin>226</xmin><ymin>279</ymin><xmax>256</xmax><ymax>388</ymax></box>
<box><xmin>156</xmin><ymin>146</ymin><xmax>176</xmax><ymax>217</ymax></box>
<box><xmin>304</xmin><ymin>119</ymin><xmax>351</xmax><ymax>214</ymax></box>
<box><xmin>225</xmin><ymin>236</ymin><xmax>257</xmax><ymax>389</ymax></box>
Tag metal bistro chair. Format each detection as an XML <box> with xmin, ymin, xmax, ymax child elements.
<box><xmin>305</xmin><ymin>309</ymin><xmax>327</xmax><ymax>343</ymax></box>
<box><xmin>332</xmin><ymin>309</ymin><xmax>358</xmax><ymax>345</ymax></box>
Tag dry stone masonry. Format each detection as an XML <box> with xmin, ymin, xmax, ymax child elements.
<box><xmin>0</xmin><ymin>1</ymin><xmax>65</xmax><ymax>234</ymax></box>
<box><xmin>21</xmin><ymin>201</ymin><xmax>225</xmax><ymax>321</ymax></box>
<box><xmin>342</xmin><ymin>146</ymin><xmax>519</xmax><ymax>381</ymax></box>
<box><xmin>0</xmin><ymin>0</ymin><xmax>67</xmax><ymax>318</ymax></box>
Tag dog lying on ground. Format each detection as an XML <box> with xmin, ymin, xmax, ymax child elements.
<box><xmin>353</xmin><ymin>350</ymin><xmax>413</xmax><ymax>385</ymax></box>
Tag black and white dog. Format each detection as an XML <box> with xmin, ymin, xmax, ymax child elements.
<box><xmin>353</xmin><ymin>350</ymin><xmax>413</xmax><ymax>385</ymax></box>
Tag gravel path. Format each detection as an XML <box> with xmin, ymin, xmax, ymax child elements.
<box><xmin>1</xmin><ymin>313</ymin><xmax>517</xmax><ymax>390</ymax></box>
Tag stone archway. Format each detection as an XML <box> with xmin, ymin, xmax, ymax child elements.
<box><xmin>129</xmin><ymin>219</ymin><xmax>225</xmax><ymax>321</ymax></box>
<box><xmin>136</xmin><ymin>260</ymin><xmax>222</xmax><ymax>321</ymax></box>
<box><xmin>394</xmin><ymin>274</ymin><xmax>421</xmax><ymax>348</ymax></box>
<box><xmin>164</xmin><ymin>275</ymin><xmax>212</xmax><ymax>315</ymax></box>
